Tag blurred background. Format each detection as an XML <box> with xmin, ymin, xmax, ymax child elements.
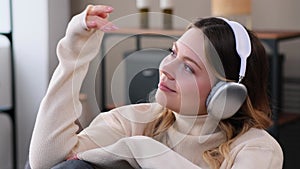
<box><xmin>1</xmin><ymin>0</ymin><xmax>300</xmax><ymax>168</ymax></box>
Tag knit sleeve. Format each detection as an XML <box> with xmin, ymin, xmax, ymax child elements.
<box><xmin>29</xmin><ymin>6</ymin><xmax>105</xmax><ymax>169</ymax></box>
<box><xmin>77</xmin><ymin>136</ymin><xmax>203</xmax><ymax>169</ymax></box>
<box><xmin>77</xmin><ymin>103</ymin><xmax>163</xmax><ymax>148</ymax></box>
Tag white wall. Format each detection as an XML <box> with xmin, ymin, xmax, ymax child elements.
<box><xmin>252</xmin><ymin>0</ymin><xmax>300</xmax><ymax>78</ymax></box>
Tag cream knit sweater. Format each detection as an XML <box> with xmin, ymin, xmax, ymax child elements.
<box><xmin>29</xmin><ymin>8</ymin><xmax>284</xmax><ymax>169</ymax></box>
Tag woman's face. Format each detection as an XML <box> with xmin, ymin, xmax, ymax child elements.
<box><xmin>155</xmin><ymin>28</ymin><xmax>215</xmax><ymax>116</ymax></box>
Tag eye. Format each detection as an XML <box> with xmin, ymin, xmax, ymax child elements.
<box><xmin>168</xmin><ymin>48</ymin><xmax>177</xmax><ymax>57</ymax></box>
<box><xmin>184</xmin><ymin>63</ymin><xmax>195</xmax><ymax>73</ymax></box>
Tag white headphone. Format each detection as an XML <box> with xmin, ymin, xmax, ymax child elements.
<box><xmin>206</xmin><ymin>17</ymin><xmax>251</xmax><ymax>120</ymax></box>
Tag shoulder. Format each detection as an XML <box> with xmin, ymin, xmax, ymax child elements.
<box><xmin>231</xmin><ymin>128</ymin><xmax>283</xmax><ymax>154</ymax></box>
<box><xmin>224</xmin><ymin>128</ymin><xmax>284</xmax><ymax>169</ymax></box>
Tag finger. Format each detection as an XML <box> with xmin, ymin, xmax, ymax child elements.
<box><xmin>86</xmin><ymin>20</ymin><xmax>97</xmax><ymax>29</ymax></box>
<box><xmin>87</xmin><ymin>5</ymin><xmax>114</xmax><ymax>18</ymax></box>
<box><xmin>100</xmin><ymin>22</ymin><xmax>119</xmax><ymax>32</ymax></box>
<box><xmin>86</xmin><ymin>15</ymin><xmax>118</xmax><ymax>31</ymax></box>
<box><xmin>86</xmin><ymin>15</ymin><xmax>107</xmax><ymax>29</ymax></box>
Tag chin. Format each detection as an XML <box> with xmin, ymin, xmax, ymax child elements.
<box><xmin>155</xmin><ymin>90</ymin><xmax>166</xmax><ymax>106</ymax></box>
<box><xmin>155</xmin><ymin>90</ymin><xmax>180</xmax><ymax>112</ymax></box>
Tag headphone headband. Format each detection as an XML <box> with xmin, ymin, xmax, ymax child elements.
<box><xmin>206</xmin><ymin>18</ymin><xmax>250</xmax><ymax>120</ymax></box>
<box><xmin>218</xmin><ymin>17</ymin><xmax>251</xmax><ymax>83</ymax></box>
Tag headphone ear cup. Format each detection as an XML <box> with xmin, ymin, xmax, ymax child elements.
<box><xmin>206</xmin><ymin>81</ymin><xmax>248</xmax><ymax>119</ymax></box>
<box><xmin>206</xmin><ymin>81</ymin><xmax>226</xmax><ymax>107</ymax></box>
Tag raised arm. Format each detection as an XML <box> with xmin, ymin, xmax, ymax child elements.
<box><xmin>29</xmin><ymin>5</ymin><xmax>117</xmax><ymax>169</ymax></box>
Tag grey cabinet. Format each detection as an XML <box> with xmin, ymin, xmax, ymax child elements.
<box><xmin>0</xmin><ymin>0</ymin><xmax>17</xmax><ymax>168</ymax></box>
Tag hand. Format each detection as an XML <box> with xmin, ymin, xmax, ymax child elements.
<box><xmin>85</xmin><ymin>5</ymin><xmax>118</xmax><ymax>32</ymax></box>
<box><xmin>66</xmin><ymin>154</ymin><xmax>79</xmax><ymax>161</ymax></box>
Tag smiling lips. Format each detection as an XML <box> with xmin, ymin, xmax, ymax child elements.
<box><xmin>158</xmin><ymin>82</ymin><xmax>176</xmax><ymax>93</ymax></box>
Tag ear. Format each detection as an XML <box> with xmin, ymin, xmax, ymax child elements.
<box><xmin>206</xmin><ymin>81</ymin><xmax>247</xmax><ymax>119</ymax></box>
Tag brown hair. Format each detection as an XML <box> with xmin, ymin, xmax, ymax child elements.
<box><xmin>144</xmin><ymin>17</ymin><xmax>272</xmax><ymax>168</ymax></box>
<box><xmin>192</xmin><ymin>17</ymin><xmax>272</xmax><ymax>168</ymax></box>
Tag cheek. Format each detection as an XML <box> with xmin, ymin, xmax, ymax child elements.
<box><xmin>177</xmin><ymin>79</ymin><xmax>194</xmax><ymax>102</ymax></box>
<box><xmin>179</xmin><ymin>76</ymin><xmax>212</xmax><ymax>105</ymax></box>
<box><xmin>198</xmin><ymin>81</ymin><xmax>212</xmax><ymax>103</ymax></box>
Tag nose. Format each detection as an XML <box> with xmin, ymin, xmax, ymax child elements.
<box><xmin>160</xmin><ymin>69</ymin><xmax>174</xmax><ymax>80</ymax></box>
<box><xmin>159</xmin><ymin>57</ymin><xmax>176</xmax><ymax>80</ymax></box>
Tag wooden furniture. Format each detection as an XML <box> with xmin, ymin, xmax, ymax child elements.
<box><xmin>254</xmin><ymin>31</ymin><xmax>300</xmax><ymax>137</ymax></box>
<box><xmin>100</xmin><ymin>28</ymin><xmax>300</xmax><ymax>138</ymax></box>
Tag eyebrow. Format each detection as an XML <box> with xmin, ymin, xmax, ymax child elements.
<box><xmin>174</xmin><ymin>42</ymin><xmax>202</xmax><ymax>70</ymax></box>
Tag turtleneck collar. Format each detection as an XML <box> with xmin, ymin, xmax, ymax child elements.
<box><xmin>172</xmin><ymin>112</ymin><xmax>221</xmax><ymax>136</ymax></box>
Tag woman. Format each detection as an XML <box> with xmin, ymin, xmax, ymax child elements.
<box><xmin>29</xmin><ymin>4</ymin><xmax>283</xmax><ymax>169</ymax></box>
